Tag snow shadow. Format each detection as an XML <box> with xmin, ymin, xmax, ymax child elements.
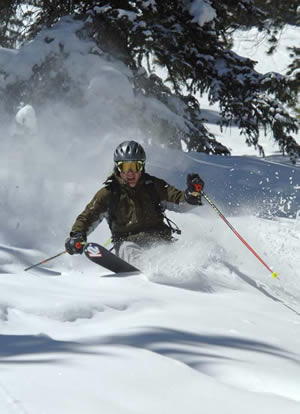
<box><xmin>0</xmin><ymin>245</ymin><xmax>61</xmax><ymax>276</ymax></box>
<box><xmin>148</xmin><ymin>275</ymin><xmax>216</xmax><ymax>293</ymax></box>
<box><xmin>0</xmin><ymin>334</ymin><xmax>104</xmax><ymax>364</ymax></box>
<box><xmin>223</xmin><ymin>262</ymin><xmax>300</xmax><ymax>317</ymax></box>
<box><xmin>88</xmin><ymin>327</ymin><xmax>300</xmax><ymax>368</ymax></box>
<box><xmin>2</xmin><ymin>329</ymin><xmax>298</xmax><ymax>368</ymax></box>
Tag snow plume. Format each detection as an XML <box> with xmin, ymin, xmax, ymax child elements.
<box><xmin>0</xmin><ymin>15</ymin><xmax>299</xmax><ymax>256</ymax></box>
<box><xmin>185</xmin><ymin>0</ymin><xmax>216</xmax><ymax>27</ymax></box>
<box><xmin>0</xmin><ymin>16</ymin><xmax>135</xmax><ymax>131</ymax></box>
<box><xmin>0</xmin><ymin>17</ymin><xmax>137</xmax><ymax>250</ymax></box>
<box><xmin>0</xmin><ymin>16</ymin><xmax>186</xmax><ymax>251</ymax></box>
<box><xmin>0</xmin><ymin>15</ymin><xmax>191</xmax><ymax>154</ymax></box>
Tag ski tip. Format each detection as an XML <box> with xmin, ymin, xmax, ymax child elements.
<box><xmin>271</xmin><ymin>271</ymin><xmax>278</xmax><ymax>279</ymax></box>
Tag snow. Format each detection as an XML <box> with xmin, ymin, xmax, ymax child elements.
<box><xmin>233</xmin><ymin>25</ymin><xmax>300</xmax><ymax>75</ymax></box>
<box><xmin>186</xmin><ymin>0</ymin><xmax>217</xmax><ymax>27</ymax></box>
<box><xmin>0</xmin><ymin>15</ymin><xmax>300</xmax><ymax>414</ymax></box>
<box><xmin>200</xmin><ymin>24</ymin><xmax>300</xmax><ymax>157</ymax></box>
<box><xmin>14</xmin><ymin>104</ymin><xmax>38</xmax><ymax>135</ymax></box>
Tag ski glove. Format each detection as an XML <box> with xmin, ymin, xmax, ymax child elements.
<box><xmin>65</xmin><ymin>232</ymin><xmax>86</xmax><ymax>255</ymax></box>
<box><xmin>185</xmin><ymin>173</ymin><xmax>205</xmax><ymax>205</ymax></box>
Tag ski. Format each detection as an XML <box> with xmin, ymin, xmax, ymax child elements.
<box><xmin>84</xmin><ymin>242</ymin><xmax>140</xmax><ymax>274</ymax></box>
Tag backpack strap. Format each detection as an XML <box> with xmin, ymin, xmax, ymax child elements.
<box><xmin>105</xmin><ymin>176</ymin><xmax>121</xmax><ymax>230</ymax></box>
<box><xmin>144</xmin><ymin>178</ymin><xmax>164</xmax><ymax>214</ymax></box>
<box><xmin>144</xmin><ymin>177</ymin><xmax>182</xmax><ymax>236</ymax></box>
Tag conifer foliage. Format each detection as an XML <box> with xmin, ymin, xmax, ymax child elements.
<box><xmin>82</xmin><ymin>0</ymin><xmax>300</xmax><ymax>160</ymax></box>
<box><xmin>1</xmin><ymin>1</ymin><xmax>299</xmax><ymax>161</ymax></box>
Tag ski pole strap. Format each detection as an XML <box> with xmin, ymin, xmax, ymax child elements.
<box><xmin>201</xmin><ymin>191</ymin><xmax>278</xmax><ymax>278</ymax></box>
<box><xmin>103</xmin><ymin>238</ymin><xmax>112</xmax><ymax>247</ymax></box>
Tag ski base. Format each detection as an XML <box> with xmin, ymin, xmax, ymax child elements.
<box><xmin>84</xmin><ymin>242</ymin><xmax>140</xmax><ymax>274</ymax></box>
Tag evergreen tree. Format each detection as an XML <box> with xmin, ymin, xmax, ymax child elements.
<box><xmin>287</xmin><ymin>46</ymin><xmax>300</xmax><ymax>118</ymax></box>
<box><xmin>80</xmin><ymin>1</ymin><xmax>299</xmax><ymax>160</ymax></box>
<box><xmin>246</xmin><ymin>1</ymin><xmax>299</xmax><ymax>117</ymax></box>
<box><xmin>0</xmin><ymin>0</ymin><xmax>22</xmax><ymax>47</ymax></box>
<box><xmin>2</xmin><ymin>1</ymin><xmax>299</xmax><ymax>161</ymax></box>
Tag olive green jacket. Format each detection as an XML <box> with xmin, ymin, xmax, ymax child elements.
<box><xmin>71</xmin><ymin>173</ymin><xmax>189</xmax><ymax>240</ymax></box>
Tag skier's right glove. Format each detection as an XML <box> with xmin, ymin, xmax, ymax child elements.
<box><xmin>65</xmin><ymin>232</ymin><xmax>86</xmax><ymax>255</ymax></box>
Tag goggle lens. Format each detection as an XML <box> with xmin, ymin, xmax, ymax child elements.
<box><xmin>116</xmin><ymin>161</ymin><xmax>144</xmax><ymax>173</ymax></box>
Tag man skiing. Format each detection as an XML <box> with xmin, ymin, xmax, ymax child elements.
<box><xmin>65</xmin><ymin>140</ymin><xmax>204</xmax><ymax>266</ymax></box>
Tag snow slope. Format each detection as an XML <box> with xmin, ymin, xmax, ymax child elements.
<box><xmin>0</xmin><ymin>16</ymin><xmax>300</xmax><ymax>414</ymax></box>
<box><xmin>1</xmin><ymin>143</ymin><xmax>300</xmax><ymax>414</ymax></box>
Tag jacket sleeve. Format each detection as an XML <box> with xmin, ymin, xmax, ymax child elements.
<box><xmin>70</xmin><ymin>187</ymin><xmax>111</xmax><ymax>236</ymax></box>
<box><xmin>153</xmin><ymin>177</ymin><xmax>194</xmax><ymax>212</ymax></box>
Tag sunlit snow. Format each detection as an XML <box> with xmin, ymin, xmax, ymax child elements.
<box><xmin>0</xmin><ymin>14</ymin><xmax>299</xmax><ymax>414</ymax></box>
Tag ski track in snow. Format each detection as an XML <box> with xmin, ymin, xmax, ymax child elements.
<box><xmin>0</xmin><ymin>380</ymin><xmax>28</xmax><ymax>414</ymax></box>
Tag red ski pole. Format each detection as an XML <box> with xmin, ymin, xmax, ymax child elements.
<box><xmin>24</xmin><ymin>242</ymin><xmax>85</xmax><ymax>272</ymax></box>
<box><xmin>201</xmin><ymin>191</ymin><xmax>278</xmax><ymax>278</ymax></box>
<box><xmin>24</xmin><ymin>250</ymin><xmax>67</xmax><ymax>271</ymax></box>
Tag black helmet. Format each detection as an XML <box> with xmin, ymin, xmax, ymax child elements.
<box><xmin>113</xmin><ymin>140</ymin><xmax>146</xmax><ymax>162</ymax></box>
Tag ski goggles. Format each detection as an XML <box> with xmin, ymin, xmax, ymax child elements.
<box><xmin>116</xmin><ymin>160</ymin><xmax>145</xmax><ymax>173</ymax></box>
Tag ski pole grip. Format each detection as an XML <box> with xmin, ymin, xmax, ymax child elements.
<box><xmin>193</xmin><ymin>183</ymin><xmax>203</xmax><ymax>192</ymax></box>
<box><xmin>75</xmin><ymin>242</ymin><xmax>84</xmax><ymax>249</ymax></box>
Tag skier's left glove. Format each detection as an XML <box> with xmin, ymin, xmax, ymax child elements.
<box><xmin>65</xmin><ymin>232</ymin><xmax>86</xmax><ymax>255</ymax></box>
<box><xmin>185</xmin><ymin>173</ymin><xmax>205</xmax><ymax>205</ymax></box>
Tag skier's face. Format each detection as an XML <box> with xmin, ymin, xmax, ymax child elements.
<box><xmin>120</xmin><ymin>169</ymin><xmax>142</xmax><ymax>187</ymax></box>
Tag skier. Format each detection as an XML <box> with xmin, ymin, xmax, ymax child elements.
<box><xmin>65</xmin><ymin>140</ymin><xmax>204</xmax><ymax>266</ymax></box>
